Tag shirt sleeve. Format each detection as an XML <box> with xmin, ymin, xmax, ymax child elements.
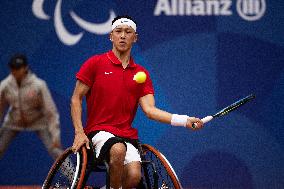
<box><xmin>40</xmin><ymin>81</ymin><xmax>61</xmax><ymax>144</ymax></box>
<box><xmin>76</xmin><ymin>56</ymin><xmax>97</xmax><ymax>88</ymax></box>
<box><xmin>141</xmin><ymin>70</ymin><xmax>155</xmax><ymax>97</ymax></box>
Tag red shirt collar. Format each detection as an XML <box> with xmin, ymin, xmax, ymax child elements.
<box><xmin>107</xmin><ymin>50</ymin><xmax>137</xmax><ymax>68</ymax></box>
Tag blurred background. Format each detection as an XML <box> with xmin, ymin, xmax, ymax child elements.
<box><xmin>0</xmin><ymin>0</ymin><xmax>283</xmax><ymax>188</ymax></box>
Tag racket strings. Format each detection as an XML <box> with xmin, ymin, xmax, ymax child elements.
<box><xmin>219</xmin><ymin>102</ymin><xmax>245</xmax><ymax>116</ymax></box>
<box><xmin>216</xmin><ymin>95</ymin><xmax>255</xmax><ymax>117</ymax></box>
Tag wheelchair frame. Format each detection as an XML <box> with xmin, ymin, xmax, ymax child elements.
<box><xmin>42</xmin><ymin>143</ymin><xmax>182</xmax><ymax>189</ymax></box>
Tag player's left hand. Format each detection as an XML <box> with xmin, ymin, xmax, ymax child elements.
<box><xmin>185</xmin><ymin>117</ymin><xmax>203</xmax><ymax>130</ymax></box>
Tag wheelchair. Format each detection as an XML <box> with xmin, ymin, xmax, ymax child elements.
<box><xmin>42</xmin><ymin>141</ymin><xmax>182</xmax><ymax>189</ymax></box>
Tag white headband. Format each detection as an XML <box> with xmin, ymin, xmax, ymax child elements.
<box><xmin>112</xmin><ymin>18</ymin><xmax>137</xmax><ymax>32</ymax></box>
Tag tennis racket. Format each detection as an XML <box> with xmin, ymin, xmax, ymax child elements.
<box><xmin>193</xmin><ymin>94</ymin><xmax>255</xmax><ymax>128</ymax></box>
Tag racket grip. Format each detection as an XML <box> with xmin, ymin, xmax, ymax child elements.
<box><xmin>201</xmin><ymin>116</ymin><xmax>213</xmax><ymax>123</ymax></box>
<box><xmin>192</xmin><ymin>116</ymin><xmax>213</xmax><ymax>128</ymax></box>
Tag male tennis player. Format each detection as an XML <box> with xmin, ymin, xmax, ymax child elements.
<box><xmin>71</xmin><ymin>15</ymin><xmax>203</xmax><ymax>189</ymax></box>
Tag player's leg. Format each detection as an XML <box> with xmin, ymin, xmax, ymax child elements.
<box><xmin>0</xmin><ymin>127</ymin><xmax>19</xmax><ymax>158</ymax></box>
<box><xmin>91</xmin><ymin>131</ymin><xmax>143</xmax><ymax>189</ymax></box>
<box><xmin>122</xmin><ymin>142</ymin><xmax>142</xmax><ymax>188</ymax></box>
<box><xmin>122</xmin><ymin>161</ymin><xmax>141</xmax><ymax>188</ymax></box>
<box><xmin>91</xmin><ymin>131</ymin><xmax>127</xmax><ymax>188</ymax></box>
<box><xmin>109</xmin><ymin>143</ymin><xmax>126</xmax><ymax>189</ymax></box>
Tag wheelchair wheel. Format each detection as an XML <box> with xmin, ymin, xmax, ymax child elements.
<box><xmin>141</xmin><ymin>144</ymin><xmax>182</xmax><ymax>189</ymax></box>
<box><xmin>42</xmin><ymin>146</ymin><xmax>87</xmax><ymax>189</ymax></box>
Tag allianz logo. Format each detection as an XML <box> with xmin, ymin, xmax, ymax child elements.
<box><xmin>154</xmin><ymin>0</ymin><xmax>266</xmax><ymax>21</ymax></box>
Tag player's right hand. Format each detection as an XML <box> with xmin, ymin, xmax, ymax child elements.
<box><xmin>72</xmin><ymin>132</ymin><xmax>90</xmax><ymax>153</ymax></box>
<box><xmin>186</xmin><ymin>117</ymin><xmax>203</xmax><ymax>130</ymax></box>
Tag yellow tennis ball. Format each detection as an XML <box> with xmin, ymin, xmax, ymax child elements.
<box><xmin>133</xmin><ymin>71</ymin><xmax>147</xmax><ymax>83</ymax></box>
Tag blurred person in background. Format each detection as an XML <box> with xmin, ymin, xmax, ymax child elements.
<box><xmin>0</xmin><ymin>53</ymin><xmax>63</xmax><ymax>160</ymax></box>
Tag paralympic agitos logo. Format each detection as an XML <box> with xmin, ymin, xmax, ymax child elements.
<box><xmin>154</xmin><ymin>0</ymin><xmax>266</xmax><ymax>21</ymax></box>
<box><xmin>32</xmin><ymin>0</ymin><xmax>116</xmax><ymax>46</ymax></box>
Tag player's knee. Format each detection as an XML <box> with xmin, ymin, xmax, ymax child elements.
<box><xmin>109</xmin><ymin>143</ymin><xmax>126</xmax><ymax>164</ymax></box>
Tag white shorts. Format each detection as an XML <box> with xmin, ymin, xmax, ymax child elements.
<box><xmin>91</xmin><ymin>131</ymin><xmax>141</xmax><ymax>165</ymax></box>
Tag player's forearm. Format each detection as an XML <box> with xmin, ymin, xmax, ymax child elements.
<box><xmin>145</xmin><ymin>106</ymin><xmax>172</xmax><ymax>124</ymax></box>
<box><xmin>70</xmin><ymin>96</ymin><xmax>84</xmax><ymax>134</ymax></box>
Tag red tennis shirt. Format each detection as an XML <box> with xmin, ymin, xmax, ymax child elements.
<box><xmin>76</xmin><ymin>50</ymin><xmax>154</xmax><ymax>139</ymax></box>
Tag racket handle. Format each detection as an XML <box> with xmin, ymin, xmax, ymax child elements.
<box><xmin>192</xmin><ymin>116</ymin><xmax>213</xmax><ymax>128</ymax></box>
<box><xmin>201</xmin><ymin>116</ymin><xmax>213</xmax><ymax>123</ymax></box>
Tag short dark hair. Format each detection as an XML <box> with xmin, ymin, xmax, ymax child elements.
<box><xmin>8</xmin><ymin>54</ymin><xmax>28</xmax><ymax>70</ymax></box>
<box><xmin>112</xmin><ymin>15</ymin><xmax>137</xmax><ymax>25</ymax></box>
